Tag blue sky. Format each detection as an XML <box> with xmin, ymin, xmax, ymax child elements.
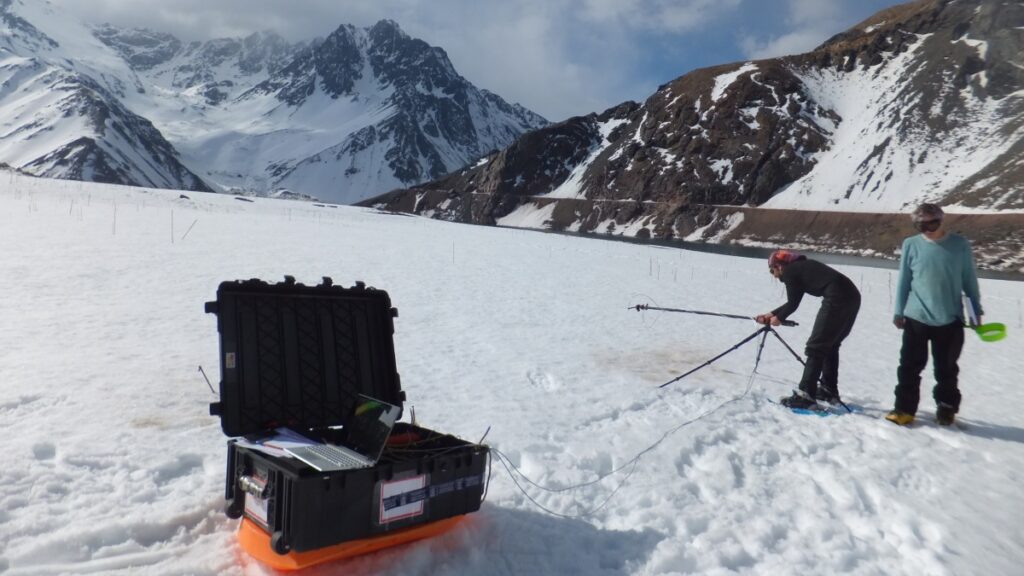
<box><xmin>61</xmin><ymin>0</ymin><xmax>899</xmax><ymax>121</ymax></box>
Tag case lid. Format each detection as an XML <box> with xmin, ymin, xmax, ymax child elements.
<box><xmin>206</xmin><ymin>276</ymin><xmax>404</xmax><ymax>437</ymax></box>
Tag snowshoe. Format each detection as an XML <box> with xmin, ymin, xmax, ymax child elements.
<box><xmin>815</xmin><ymin>387</ymin><xmax>842</xmax><ymax>405</ymax></box>
<box><xmin>780</xmin><ymin>391</ymin><xmax>819</xmax><ymax>410</ymax></box>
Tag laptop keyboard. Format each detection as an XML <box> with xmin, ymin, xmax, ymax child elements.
<box><xmin>296</xmin><ymin>445</ymin><xmax>368</xmax><ymax>471</ymax></box>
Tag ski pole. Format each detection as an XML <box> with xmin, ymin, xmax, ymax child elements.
<box><xmin>632</xmin><ymin>304</ymin><xmax>798</xmax><ymax>327</ymax></box>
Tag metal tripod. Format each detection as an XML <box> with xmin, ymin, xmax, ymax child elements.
<box><xmin>658</xmin><ymin>324</ymin><xmax>851</xmax><ymax>412</ymax></box>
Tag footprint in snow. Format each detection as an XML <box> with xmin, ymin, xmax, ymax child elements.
<box><xmin>32</xmin><ymin>441</ymin><xmax>56</xmax><ymax>460</ymax></box>
<box><xmin>526</xmin><ymin>368</ymin><xmax>563</xmax><ymax>392</ymax></box>
<box><xmin>153</xmin><ymin>453</ymin><xmax>204</xmax><ymax>485</ymax></box>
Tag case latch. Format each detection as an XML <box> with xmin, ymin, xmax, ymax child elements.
<box><xmin>238</xmin><ymin>475</ymin><xmax>268</xmax><ymax>498</ymax></box>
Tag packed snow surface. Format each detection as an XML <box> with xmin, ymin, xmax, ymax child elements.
<box><xmin>1</xmin><ymin>171</ymin><xmax>1023</xmax><ymax>575</ymax></box>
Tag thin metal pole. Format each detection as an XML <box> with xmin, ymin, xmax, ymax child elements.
<box><xmin>634</xmin><ymin>304</ymin><xmax>797</xmax><ymax>327</ymax></box>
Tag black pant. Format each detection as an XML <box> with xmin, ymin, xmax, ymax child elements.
<box><xmin>797</xmin><ymin>291</ymin><xmax>861</xmax><ymax>397</ymax></box>
<box><xmin>894</xmin><ymin>318</ymin><xmax>965</xmax><ymax>414</ymax></box>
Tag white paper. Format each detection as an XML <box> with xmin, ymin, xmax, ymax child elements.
<box><xmin>233</xmin><ymin>427</ymin><xmax>319</xmax><ymax>459</ymax></box>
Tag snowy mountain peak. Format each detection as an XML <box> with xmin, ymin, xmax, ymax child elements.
<box><xmin>306</xmin><ymin>23</ymin><xmax>365</xmax><ymax>99</ymax></box>
<box><xmin>0</xmin><ymin>4</ymin><xmax>548</xmax><ymax>203</ymax></box>
<box><xmin>368</xmin><ymin>20</ymin><xmax>459</xmax><ymax>91</ymax></box>
<box><xmin>182</xmin><ymin>19</ymin><xmax>547</xmax><ymax>203</ymax></box>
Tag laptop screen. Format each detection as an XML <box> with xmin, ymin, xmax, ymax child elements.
<box><xmin>344</xmin><ymin>395</ymin><xmax>401</xmax><ymax>462</ymax></box>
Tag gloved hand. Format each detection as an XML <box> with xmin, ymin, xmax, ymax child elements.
<box><xmin>893</xmin><ymin>317</ymin><xmax>905</xmax><ymax>329</ymax></box>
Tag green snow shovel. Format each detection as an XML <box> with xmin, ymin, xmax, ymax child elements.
<box><xmin>963</xmin><ymin>296</ymin><xmax>1006</xmax><ymax>342</ymax></box>
<box><xmin>973</xmin><ymin>322</ymin><xmax>1007</xmax><ymax>342</ymax></box>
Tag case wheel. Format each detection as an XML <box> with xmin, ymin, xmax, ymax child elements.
<box><xmin>271</xmin><ymin>531</ymin><xmax>291</xmax><ymax>555</ymax></box>
<box><xmin>225</xmin><ymin>500</ymin><xmax>243</xmax><ymax>519</ymax></box>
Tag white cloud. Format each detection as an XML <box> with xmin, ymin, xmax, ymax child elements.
<box><xmin>741</xmin><ymin>28</ymin><xmax>831</xmax><ymax>60</ymax></box>
<box><xmin>785</xmin><ymin>0</ymin><xmax>843</xmax><ymax>27</ymax></box>
<box><xmin>52</xmin><ymin>0</ymin><xmax>894</xmax><ymax>122</ymax></box>
<box><xmin>580</xmin><ymin>0</ymin><xmax>742</xmax><ymax>32</ymax></box>
<box><xmin>739</xmin><ymin>0</ymin><xmax>861</xmax><ymax>60</ymax></box>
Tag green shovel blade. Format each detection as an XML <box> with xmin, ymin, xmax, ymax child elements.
<box><xmin>974</xmin><ymin>322</ymin><xmax>1007</xmax><ymax>342</ymax></box>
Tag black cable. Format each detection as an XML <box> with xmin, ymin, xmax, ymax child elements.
<box><xmin>488</xmin><ymin>368</ymin><xmax>762</xmax><ymax>521</ymax></box>
<box><xmin>481</xmin><ymin>450</ymin><xmax>493</xmax><ymax>504</ymax></box>
<box><xmin>491</xmin><ymin>449</ymin><xmax>642</xmax><ymax>520</ymax></box>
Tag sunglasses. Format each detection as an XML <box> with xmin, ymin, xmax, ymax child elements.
<box><xmin>915</xmin><ymin>219</ymin><xmax>942</xmax><ymax>232</ymax></box>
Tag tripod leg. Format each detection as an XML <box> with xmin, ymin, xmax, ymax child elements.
<box><xmin>659</xmin><ymin>326</ymin><xmax>770</xmax><ymax>388</ymax></box>
<box><xmin>769</xmin><ymin>327</ymin><xmax>806</xmax><ymax>365</ymax></box>
<box><xmin>752</xmin><ymin>328</ymin><xmax>770</xmax><ymax>373</ymax></box>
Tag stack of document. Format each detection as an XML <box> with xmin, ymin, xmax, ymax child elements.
<box><xmin>234</xmin><ymin>428</ymin><xmax>318</xmax><ymax>458</ymax></box>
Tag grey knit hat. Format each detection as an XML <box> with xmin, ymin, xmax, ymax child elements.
<box><xmin>912</xmin><ymin>203</ymin><xmax>944</xmax><ymax>223</ymax></box>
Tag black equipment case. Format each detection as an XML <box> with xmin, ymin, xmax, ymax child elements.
<box><xmin>206</xmin><ymin>276</ymin><xmax>488</xmax><ymax>555</ymax></box>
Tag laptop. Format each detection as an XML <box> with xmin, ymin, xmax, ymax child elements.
<box><xmin>284</xmin><ymin>395</ymin><xmax>401</xmax><ymax>472</ymax></box>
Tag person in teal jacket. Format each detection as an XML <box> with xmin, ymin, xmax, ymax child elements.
<box><xmin>886</xmin><ymin>203</ymin><xmax>983</xmax><ymax>426</ymax></box>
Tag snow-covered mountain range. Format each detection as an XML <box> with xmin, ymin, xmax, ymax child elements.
<box><xmin>370</xmin><ymin>0</ymin><xmax>1024</xmax><ymax>269</ymax></box>
<box><xmin>0</xmin><ymin>0</ymin><xmax>547</xmax><ymax>203</ymax></box>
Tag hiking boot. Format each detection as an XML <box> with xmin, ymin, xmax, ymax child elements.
<box><xmin>816</xmin><ymin>386</ymin><xmax>841</xmax><ymax>405</ymax></box>
<box><xmin>885</xmin><ymin>410</ymin><xmax>915</xmax><ymax>426</ymax></box>
<box><xmin>780</xmin><ymin>391</ymin><xmax>819</xmax><ymax>410</ymax></box>
<box><xmin>936</xmin><ymin>405</ymin><xmax>956</xmax><ymax>426</ymax></box>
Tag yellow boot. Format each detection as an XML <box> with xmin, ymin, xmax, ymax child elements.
<box><xmin>885</xmin><ymin>410</ymin><xmax>915</xmax><ymax>426</ymax></box>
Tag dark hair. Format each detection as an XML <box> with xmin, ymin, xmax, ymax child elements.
<box><xmin>912</xmin><ymin>203</ymin><xmax>944</xmax><ymax>223</ymax></box>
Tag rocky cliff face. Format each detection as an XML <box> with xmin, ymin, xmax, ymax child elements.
<box><xmin>368</xmin><ymin>0</ymin><xmax>1024</xmax><ymax>270</ymax></box>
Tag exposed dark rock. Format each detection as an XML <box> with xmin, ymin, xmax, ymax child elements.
<box><xmin>93</xmin><ymin>25</ymin><xmax>182</xmax><ymax>70</ymax></box>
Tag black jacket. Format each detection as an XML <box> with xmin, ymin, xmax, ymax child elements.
<box><xmin>771</xmin><ymin>257</ymin><xmax>859</xmax><ymax>321</ymax></box>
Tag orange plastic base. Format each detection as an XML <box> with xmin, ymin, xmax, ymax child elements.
<box><xmin>238</xmin><ymin>515</ymin><xmax>465</xmax><ymax>571</ymax></box>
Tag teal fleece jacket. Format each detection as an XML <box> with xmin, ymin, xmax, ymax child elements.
<box><xmin>894</xmin><ymin>233</ymin><xmax>982</xmax><ymax>326</ymax></box>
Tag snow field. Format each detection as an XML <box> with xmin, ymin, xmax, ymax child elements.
<box><xmin>1</xmin><ymin>171</ymin><xmax>1022</xmax><ymax>575</ymax></box>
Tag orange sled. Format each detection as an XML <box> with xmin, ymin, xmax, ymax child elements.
<box><xmin>238</xmin><ymin>515</ymin><xmax>466</xmax><ymax>571</ymax></box>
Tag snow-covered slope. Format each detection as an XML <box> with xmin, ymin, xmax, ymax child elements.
<box><xmin>0</xmin><ymin>0</ymin><xmax>210</xmax><ymax>191</ymax></box>
<box><xmin>2</xmin><ymin>171</ymin><xmax>1023</xmax><ymax>575</ymax></box>
<box><xmin>766</xmin><ymin>3</ymin><xmax>1024</xmax><ymax>210</ymax></box>
<box><xmin>0</xmin><ymin>1</ymin><xmax>547</xmax><ymax>203</ymax></box>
